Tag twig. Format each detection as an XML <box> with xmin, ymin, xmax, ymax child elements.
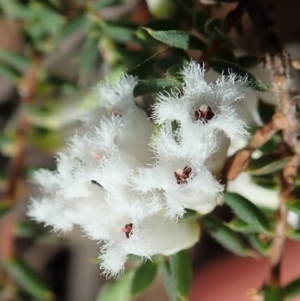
<box><xmin>245</xmin><ymin>0</ymin><xmax>300</xmax><ymax>295</ymax></box>
<box><xmin>0</xmin><ymin>55</ymin><xmax>40</xmax><ymax>262</ymax></box>
<box><xmin>223</xmin><ymin>112</ymin><xmax>285</xmax><ymax>182</ymax></box>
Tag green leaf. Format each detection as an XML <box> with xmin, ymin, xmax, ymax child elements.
<box><xmin>259</xmin><ymin>134</ymin><xmax>281</xmax><ymax>155</ymax></box>
<box><xmin>59</xmin><ymin>14</ymin><xmax>89</xmax><ymax>41</ymax></box>
<box><xmin>136</xmin><ymin>20</ymin><xmax>178</xmax><ymax>42</ymax></box>
<box><xmin>79</xmin><ymin>35</ymin><xmax>99</xmax><ymax>75</ymax></box>
<box><xmin>248</xmin><ymin>155</ymin><xmax>290</xmax><ymax>176</ymax></box>
<box><xmin>134</xmin><ymin>78</ymin><xmax>175</xmax><ymax>96</ymax></box>
<box><xmin>160</xmin><ymin>261</ymin><xmax>178</xmax><ymax>301</ymax></box>
<box><xmin>238</xmin><ymin>55</ymin><xmax>261</xmax><ymax>69</ymax></box>
<box><xmin>166</xmin><ymin>64</ymin><xmax>186</xmax><ymax>84</ymax></box>
<box><xmin>0</xmin><ymin>63</ymin><xmax>21</xmax><ymax>82</ymax></box>
<box><xmin>0</xmin><ymin>203</ymin><xmax>11</xmax><ymax>217</ymax></box>
<box><xmin>169</xmin><ymin>250</ymin><xmax>192</xmax><ymax>301</ymax></box>
<box><xmin>142</xmin><ymin>28</ymin><xmax>207</xmax><ymax>51</ymax></box>
<box><xmin>216</xmin><ymin>48</ymin><xmax>237</xmax><ymax>64</ymax></box>
<box><xmin>90</xmin><ymin>0</ymin><xmax>122</xmax><ymax>9</ymax></box>
<box><xmin>284</xmin><ymin>277</ymin><xmax>300</xmax><ymax>300</ymax></box>
<box><xmin>3</xmin><ymin>258</ymin><xmax>53</xmax><ymax>301</ymax></box>
<box><xmin>286</xmin><ymin>200</ymin><xmax>300</xmax><ymax>215</ymax></box>
<box><xmin>131</xmin><ymin>260</ymin><xmax>158</xmax><ymax>298</ymax></box>
<box><xmin>258</xmin><ymin>98</ymin><xmax>275</xmax><ymax>124</ymax></box>
<box><xmin>287</xmin><ymin>228</ymin><xmax>300</xmax><ymax>241</ymax></box>
<box><xmin>263</xmin><ymin>286</ymin><xmax>284</xmax><ymax>301</ymax></box>
<box><xmin>248</xmin><ymin>234</ymin><xmax>271</xmax><ymax>256</ymax></box>
<box><xmin>210</xmin><ymin>59</ymin><xmax>271</xmax><ymax>92</ymax></box>
<box><xmin>224</xmin><ymin>192</ymin><xmax>273</xmax><ymax>234</ymax></box>
<box><xmin>96</xmin><ymin>271</ymin><xmax>134</xmax><ymax>301</ymax></box>
<box><xmin>226</xmin><ymin>218</ymin><xmax>256</xmax><ymax>233</ymax></box>
<box><xmin>251</xmin><ymin>175</ymin><xmax>278</xmax><ymax>190</ymax></box>
<box><xmin>0</xmin><ymin>49</ymin><xmax>30</xmax><ymax>70</ymax></box>
<box><xmin>203</xmin><ymin>215</ymin><xmax>249</xmax><ymax>256</ymax></box>
<box><xmin>179</xmin><ymin>209</ymin><xmax>200</xmax><ymax>222</ymax></box>
<box><xmin>101</xmin><ymin>20</ymin><xmax>138</xmax><ymax>43</ymax></box>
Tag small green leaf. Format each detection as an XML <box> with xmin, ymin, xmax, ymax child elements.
<box><xmin>259</xmin><ymin>134</ymin><xmax>281</xmax><ymax>155</ymax></box>
<box><xmin>216</xmin><ymin>48</ymin><xmax>237</xmax><ymax>63</ymax></box>
<box><xmin>248</xmin><ymin>234</ymin><xmax>271</xmax><ymax>256</ymax></box>
<box><xmin>251</xmin><ymin>175</ymin><xmax>278</xmax><ymax>190</ymax></box>
<box><xmin>134</xmin><ymin>78</ymin><xmax>174</xmax><ymax>96</ymax></box>
<box><xmin>263</xmin><ymin>286</ymin><xmax>284</xmax><ymax>301</ymax></box>
<box><xmin>0</xmin><ymin>203</ymin><xmax>12</xmax><ymax>217</ymax></box>
<box><xmin>226</xmin><ymin>218</ymin><xmax>256</xmax><ymax>233</ymax></box>
<box><xmin>203</xmin><ymin>215</ymin><xmax>249</xmax><ymax>256</ymax></box>
<box><xmin>160</xmin><ymin>260</ymin><xmax>178</xmax><ymax>301</ymax></box>
<box><xmin>179</xmin><ymin>209</ymin><xmax>200</xmax><ymax>222</ymax></box>
<box><xmin>90</xmin><ymin>0</ymin><xmax>122</xmax><ymax>9</ymax></box>
<box><xmin>142</xmin><ymin>28</ymin><xmax>207</xmax><ymax>51</ymax></box>
<box><xmin>3</xmin><ymin>258</ymin><xmax>53</xmax><ymax>301</ymax></box>
<box><xmin>170</xmin><ymin>250</ymin><xmax>191</xmax><ymax>301</ymax></box>
<box><xmin>238</xmin><ymin>55</ymin><xmax>261</xmax><ymax>69</ymax></box>
<box><xmin>286</xmin><ymin>200</ymin><xmax>300</xmax><ymax>215</ymax></box>
<box><xmin>224</xmin><ymin>192</ymin><xmax>273</xmax><ymax>234</ymax></box>
<box><xmin>258</xmin><ymin>99</ymin><xmax>275</xmax><ymax>124</ymax></box>
<box><xmin>79</xmin><ymin>35</ymin><xmax>99</xmax><ymax>75</ymax></box>
<box><xmin>287</xmin><ymin>228</ymin><xmax>300</xmax><ymax>241</ymax></box>
<box><xmin>59</xmin><ymin>15</ymin><xmax>89</xmax><ymax>41</ymax></box>
<box><xmin>101</xmin><ymin>20</ymin><xmax>138</xmax><ymax>43</ymax></box>
<box><xmin>166</xmin><ymin>64</ymin><xmax>186</xmax><ymax>84</ymax></box>
<box><xmin>131</xmin><ymin>260</ymin><xmax>157</xmax><ymax>298</ymax></box>
<box><xmin>137</xmin><ymin>20</ymin><xmax>178</xmax><ymax>42</ymax></box>
<box><xmin>248</xmin><ymin>155</ymin><xmax>290</xmax><ymax>176</ymax></box>
<box><xmin>96</xmin><ymin>271</ymin><xmax>134</xmax><ymax>301</ymax></box>
<box><xmin>0</xmin><ymin>64</ymin><xmax>21</xmax><ymax>82</ymax></box>
<box><xmin>210</xmin><ymin>59</ymin><xmax>271</xmax><ymax>92</ymax></box>
<box><xmin>0</xmin><ymin>49</ymin><xmax>30</xmax><ymax>70</ymax></box>
<box><xmin>284</xmin><ymin>277</ymin><xmax>300</xmax><ymax>300</ymax></box>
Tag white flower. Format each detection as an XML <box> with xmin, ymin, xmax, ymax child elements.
<box><xmin>100</xmin><ymin>214</ymin><xmax>199</xmax><ymax>277</ymax></box>
<box><xmin>85</xmin><ymin>75</ymin><xmax>154</xmax><ymax>164</ymax></box>
<box><xmin>132</xmin><ymin>157</ymin><xmax>223</xmax><ymax>218</ymax></box>
<box><xmin>28</xmin><ymin>63</ymin><xmax>252</xmax><ymax>277</ymax></box>
<box><xmin>154</xmin><ymin>61</ymin><xmax>249</xmax><ymax>143</ymax></box>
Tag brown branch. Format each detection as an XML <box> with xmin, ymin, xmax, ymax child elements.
<box><xmin>0</xmin><ymin>55</ymin><xmax>40</xmax><ymax>262</ymax></box>
<box><xmin>245</xmin><ymin>0</ymin><xmax>300</xmax><ymax>295</ymax></box>
<box><xmin>223</xmin><ymin>112</ymin><xmax>285</xmax><ymax>182</ymax></box>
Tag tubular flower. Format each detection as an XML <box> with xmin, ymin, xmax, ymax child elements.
<box><xmin>28</xmin><ymin>62</ymin><xmax>250</xmax><ymax>276</ymax></box>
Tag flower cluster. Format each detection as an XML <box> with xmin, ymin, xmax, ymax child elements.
<box><xmin>28</xmin><ymin>61</ymin><xmax>249</xmax><ymax>277</ymax></box>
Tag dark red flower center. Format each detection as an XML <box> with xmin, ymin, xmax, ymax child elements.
<box><xmin>123</xmin><ymin>223</ymin><xmax>133</xmax><ymax>239</ymax></box>
<box><xmin>174</xmin><ymin>166</ymin><xmax>192</xmax><ymax>184</ymax></box>
<box><xmin>195</xmin><ymin>104</ymin><xmax>214</xmax><ymax>122</ymax></box>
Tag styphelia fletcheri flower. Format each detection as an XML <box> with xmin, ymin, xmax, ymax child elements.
<box><xmin>28</xmin><ymin>61</ymin><xmax>250</xmax><ymax>277</ymax></box>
